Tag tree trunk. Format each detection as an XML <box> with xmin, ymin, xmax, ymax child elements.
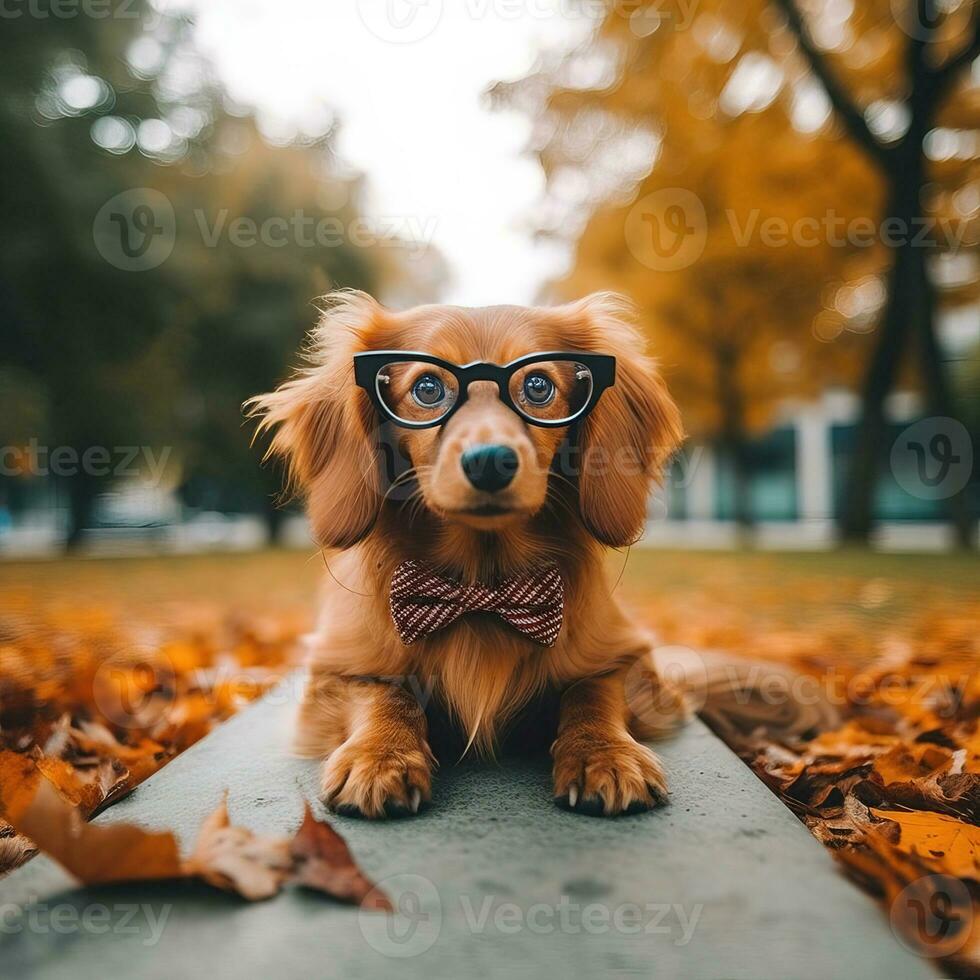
<box><xmin>840</xmin><ymin>171</ymin><xmax>920</xmax><ymax>543</ymax></box>
<box><xmin>779</xmin><ymin>0</ymin><xmax>976</xmax><ymax>547</ymax></box>
<box><xmin>64</xmin><ymin>474</ymin><xmax>97</xmax><ymax>552</ymax></box>
<box><xmin>716</xmin><ymin>347</ymin><xmax>754</xmax><ymax>544</ymax></box>
<box><xmin>913</xmin><ymin>253</ymin><xmax>976</xmax><ymax>548</ymax></box>
<box><xmin>263</xmin><ymin>498</ymin><xmax>285</xmax><ymax>546</ymax></box>
<box><xmin>730</xmin><ymin>436</ymin><xmax>753</xmax><ymax>547</ymax></box>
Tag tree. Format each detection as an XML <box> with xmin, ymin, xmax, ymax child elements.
<box><xmin>0</xmin><ymin>6</ymin><xmax>434</xmax><ymax>547</ymax></box>
<box><xmin>0</xmin><ymin>4</ymin><xmax>187</xmax><ymax>545</ymax></box>
<box><xmin>496</xmin><ymin>0</ymin><xmax>979</xmax><ymax>540</ymax></box>
<box><xmin>774</xmin><ymin>0</ymin><xmax>979</xmax><ymax>544</ymax></box>
<box><xmin>550</xmin><ymin>113</ymin><xmax>876</xmax><ymax>529</ymax></box>
<box><xmin>164</xmin><ymin>130</ymin><xmax>380</xmax><ymax>540</ymax></box>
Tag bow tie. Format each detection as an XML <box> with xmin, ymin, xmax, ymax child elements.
<box><xmin>389</xmin><ymin>560</ymin><xmax>564</xmax><ymax>646</ymax></box>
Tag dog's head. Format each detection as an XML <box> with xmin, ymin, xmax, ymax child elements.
<box><xmin>249</xmin><ymin>291</ymin><xmax>682</xmax><ymax>550</ymax></box>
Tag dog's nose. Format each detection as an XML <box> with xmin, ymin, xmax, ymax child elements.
<box><xmin>460</xmin><ymin>444</ymin><xmax>519</xmax><ymax>493</ymax></box>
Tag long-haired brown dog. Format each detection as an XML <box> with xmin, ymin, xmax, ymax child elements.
<box><xmin>249</xmin><ymin>290</ymin><xmax>687</xmax><ymax>818</ymax></box>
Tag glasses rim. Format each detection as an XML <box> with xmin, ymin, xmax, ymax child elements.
<box><xmin>353</xmin><ymin>349</ymin><xmax>616</xmax><ymax>429</ymax></box>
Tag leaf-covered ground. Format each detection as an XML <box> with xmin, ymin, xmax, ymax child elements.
<box><xmin>0</xmin><ymin>547</ymin><xmax>977</xmax><ymax>969</ymax></box>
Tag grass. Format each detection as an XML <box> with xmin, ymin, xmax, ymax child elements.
<box><xmin>1</xmin><ymin>546</ymin><xmax>975</xmax><ymax>672</ymax></box>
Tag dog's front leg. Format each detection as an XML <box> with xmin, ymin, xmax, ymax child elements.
<box><xmin>318</xmin><ymin>677</ymin><xmax>435</xmax><ymax>819</ymax></box>
<box><xmin>552</xmin><ymin>668</ymin><xmax>669</xmax><ymax>817</ymax></box>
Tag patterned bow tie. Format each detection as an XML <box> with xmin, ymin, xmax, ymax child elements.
<box><xmin>389</xmin><ymin>559</ymin><xmax>564</xmax><ymax>646</ymax></box>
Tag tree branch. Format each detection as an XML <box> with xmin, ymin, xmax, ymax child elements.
<box><xmin>929</xmin><ymin>9</ymin><xmax>980</xmax><ymax>101</ymax></box>
<box><xmin>773</xmin><ymin>0</ymin><xmax>893</xmax><ymax>171</ymax></box>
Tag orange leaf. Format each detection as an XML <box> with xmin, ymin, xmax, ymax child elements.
<box><xmin>0</xmin><ymin>749</ymin><xmax>41</xmax><ymax>823</ymax></box>
<box><xmin>183</xmin><ymin>796</ymin><xmax>293</xmax><ymax>901</ymax></box>
<box><xmin>290</xmin><ymin>803</ymin><xmax>391</xmax><ymax>910</ymax></box>
<box><xmin>10</xmin><ymin>779</ymin><xmax>183</xmax><ymax>884</ymax></box>
<box><xmin>870</xmin><ymin>808</ymin><xmax>980</xmax><ymax>881</ymax></box>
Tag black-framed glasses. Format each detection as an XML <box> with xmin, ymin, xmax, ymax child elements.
<box><xmin>353</xmin><ymin>351</ymin><xmax>616</xmax><ymax>429</ymax></box>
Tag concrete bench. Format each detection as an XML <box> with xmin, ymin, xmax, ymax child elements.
<box><xmin>1</xmin><ymin>677</ymin><xmax>934</xmax><ymax>979</ymax></box>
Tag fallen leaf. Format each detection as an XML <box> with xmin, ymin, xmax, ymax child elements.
<box><xmin>12</xmin><ymin>779</ymin><xmax>183</xmax><ymax>884</ymax></box>
<box><xmin>0</xmin><ymin>826</ymin><xmax>36</xmax><ymax>877</ymax></box>
<box><xmin>870</xmin><ymin>808</ymin><xmax>980</xmax><ymax>881</ymax></box>
<box><xmin>6</xmin><ymin>781</ymin><xmax>390</xmax><ymax>908</ymax></box>
<box><xmin>290</xmin><ymin>803</ymin><xmax>392</xmax><ymax>910</ymax></box>
<box><xmin>873</xmin><ymin>744</ymin><xmax>952</xmax><ymax>786</ymax></box>
<box><xmin>34</xmin><ymin>755</ymin><xmax>129</xmax><ymax>816</ymax></box>
<box><xmin>0</xmin><ymin>749</ymin><xmax>41</xmax><ymax>823</ymax></box>
<box><xmin>184</xmin><ymin>796</ymin><xmax>293</xmax><ymax>901</ymax></box>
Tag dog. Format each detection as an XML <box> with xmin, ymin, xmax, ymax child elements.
<box><xmin>249</xmin><ymin>289</ymin><xmax>687</xmax><ymax>818</ymax></box>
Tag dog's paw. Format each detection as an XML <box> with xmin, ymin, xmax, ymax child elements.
<box><xmin>321</xmin><ymin>739</ymin><xmax>434</xmax><ymax>819</ymax></box>
<box><xmin>552</xmin><ymin>735</ymin><xmax>668</xmax><ymax>817</ymax></box>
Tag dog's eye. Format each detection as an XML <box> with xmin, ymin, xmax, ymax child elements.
<box><xmin>412</xmin><ymin>374</ymin><xmax>446</xmax><ymax>407</ymax></box>
<box><xmin>522</xmin><ymin>373</ymin><xmax>555</xmax><ymax>406</ymax></box>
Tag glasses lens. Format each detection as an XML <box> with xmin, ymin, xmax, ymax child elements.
<box><xmin>509</xmin><ymin>360</ymin><xmax>593</xmax><ymax>423</ymax></box>
<box><xmin>376</xmin><ymin>361</ymin><xmax>459</xmax><ymax>424</ymax></box>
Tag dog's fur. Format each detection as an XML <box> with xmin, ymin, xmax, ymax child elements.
<box><xmin>249</xmin><ymin>290</ymin><xmax>687</xmax><ymax>818</ymax></box>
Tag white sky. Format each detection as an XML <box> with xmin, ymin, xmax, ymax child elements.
<box><xmin>179</xmin><ymin>0</ymin><xmax>593</xmax><ymax>305</ymax></box>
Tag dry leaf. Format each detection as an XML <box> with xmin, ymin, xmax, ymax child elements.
<box><xmin>290</xmin><ymin>803</ymin><xmax>392</xmax><ymax>910</ymax></box>
<box><xmin>0</xmin><ymin>826</ymin><xmax>36</xmax><ymax>877</ymax></box>
<box><xmin>12</xmin><ymin>779</ymin><xmax>183</xmax><ymax>884</ymax></box>
<box><xmin>0</xmin><ymin>748</ymin><xmax>41</xmax><ymax>823</ymax></box>
<box><xmin>6</xmin><ymin>780</ymin><xmax>390</xmax><ymax>909</ymax></box>
<box><xmin>34</xmin><ymin>755</ymin><xmax>129</xmax><ymax>816</ymax></box>
<box><xmin>870</xmin><ymin>808</ymin><xmax>980</xmax><ymax>881</ymax></box>
<box><xmin>184</xmin><ymin>796</ymin><xmax>293</xmax><ymax>901</ymax></box>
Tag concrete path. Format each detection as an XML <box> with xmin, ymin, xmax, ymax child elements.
<box><xmin>1</xmin><ymin>677</ymin><xmax>934</xmax><ymax>980</ymax></box>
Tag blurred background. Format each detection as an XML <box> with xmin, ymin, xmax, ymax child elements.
<box><xmin>1</xmin><ymin>0</ymin><xmax>978</xmax><ymax>556</ymax></box>
<box><xmin>2</xmin><ymin>7</ymin><xmax>979</xmax><ymax>959</ymax></box>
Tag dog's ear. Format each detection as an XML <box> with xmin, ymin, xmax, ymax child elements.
<box><xmin>560</xmin><ymin>293</ymin><xmax>683</xmax><ymax>547</ymax></box>
<box><xmin>246</xmin><ymin>291</ymin><xmax>387</xmax><ymax>549</ymax></box>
